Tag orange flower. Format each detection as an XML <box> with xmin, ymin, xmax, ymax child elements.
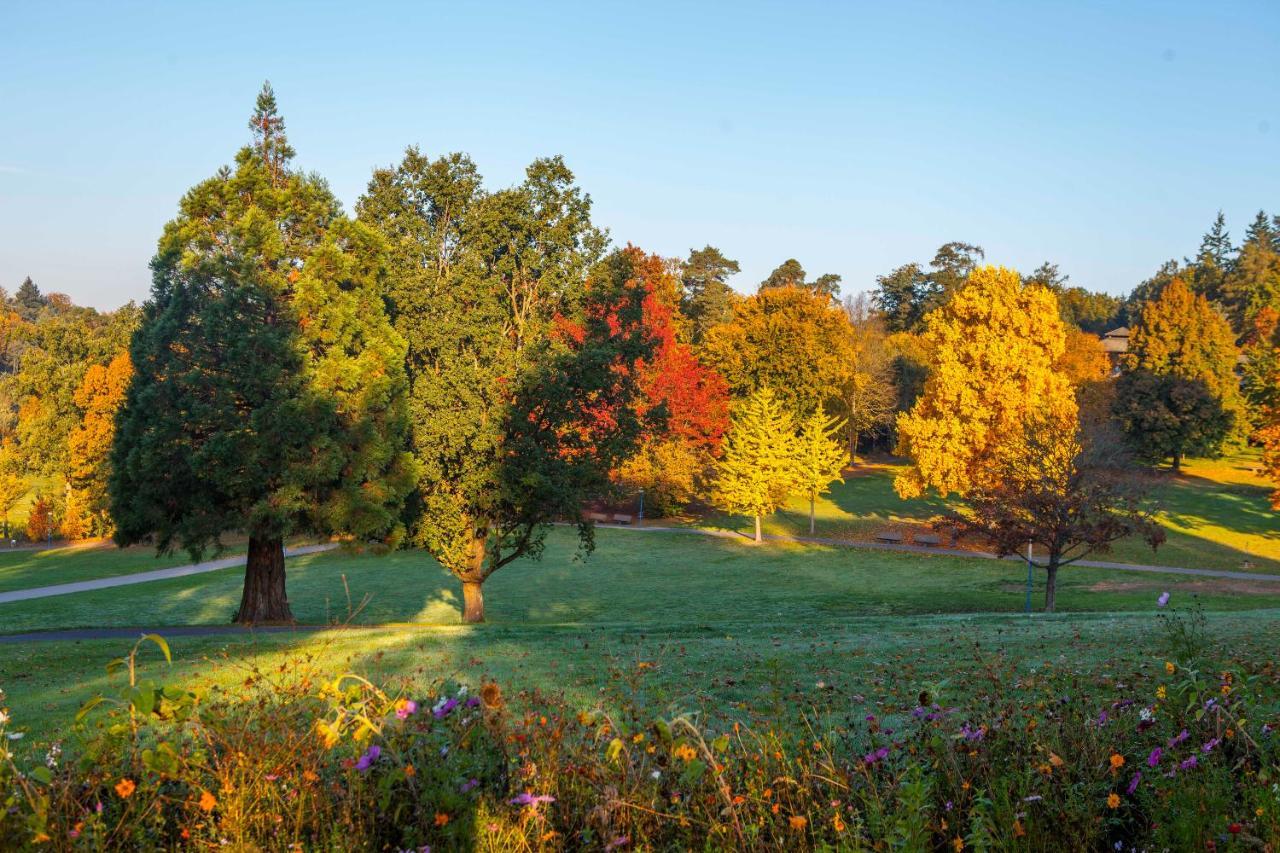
<box><xmin>952</xmin><ymin>837</ymin><xmax>965</xmax><ymax>851</ymax></box>
<box><xmin>1013</xmin><ymin>819</ymin><xmax>1026</xmax><ymax>838</ymax></box>
<box><xmin>833</xmin><ymin>814</ymin><xmax>846</xmax><ymax>833</ymax></box>
<box><xmin>788</xmin><ymin>815</ymin><xmax>807</xmax><ymax>831</ymax></box>
<box><xmin>115</xmin><ymin>778</ymin><xmax>136</xmax><ymax>799</ymax></box>
<box><xmin>404</xmin><ymin>764</ymin><xmax>416</xmax><ymax>777</ymax></box>
<box><xmin>302</xmin><ymin>770</ymin><xmax>319</xmax><ymax>783</ymax></box>
<box><xmin>1165</xmin><ymin>661</ymin><xmax>1176</xmax><ymax>675</ymax></box>
<box><xmin>1109</xmin><ymin>753</ymin><xmax>1125</xmax><ymax>772</ymax></box>
<box><xmin>435</xmin><ymin>812</ymin><xmax>450</xmax><ymax>827</ymax></box>
<box><xmin>1107</xmin><ymin>793</ymin><xmax>1120</xmax><ymax>809</ymax></box>
<box><xmin>198</xmin><ymin>790</ymin><xmax>217</xmax><ymax>812</ymax></box>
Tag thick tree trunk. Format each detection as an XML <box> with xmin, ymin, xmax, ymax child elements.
<box><xmin>1044</xmin><ymin>561</ymin><xmax>1058</xmax><ymax>613</ymax></box>
<box><xmin>1171</xmin><ymin>450</ymin><xmax>1182</xmax><ymax>473</ymax></box>
<box><xmin>459</xmin><ymin>530</ymin><xmax>488</xmax><ymax>624</ymax></box>
<box><xmin>233</xmin><ymin>534</ymin><xmax>292</xmax><ymax>624</ymax></box>
<box><xmin>753</xmin><ymin>515</ymin><xmax>762</xmax><ymax>543</ymax></box>
<box><xmin>809</xmin><ymin>497</ymin><xmax>816</xmax><ymax>535</ymax></box>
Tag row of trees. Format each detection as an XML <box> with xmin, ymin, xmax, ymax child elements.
<box><xmin>5</xmin><ymin>85</ymin><xmax>1277</xmax><ymax>621</ymax></box>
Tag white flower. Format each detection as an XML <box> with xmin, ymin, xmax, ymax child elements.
<box><xmin>650</xmin><ymin>770</ymin><xmax>661</xmax><ymax>780</ymax></box>
<box><xmin>0</xmin><ymin>710</ymin><xmax>9</xmax><ymax>725</ymax></box>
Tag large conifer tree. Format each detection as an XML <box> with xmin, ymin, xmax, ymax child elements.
<box><xmin>111</xmin><ymin>84</ymin><xmax>414</xmax><ymax>623</ymax></box>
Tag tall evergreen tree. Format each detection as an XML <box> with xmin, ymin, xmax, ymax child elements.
<box><xmin>1223</xmin><ymin>211</ymin><xmax>1280</xmax><ymax>335</ymax></box>
<box><xmin>680</xmin><ymin>245</ymin><xmax>740</xmax><ymax>343</ymax></box>
<box><xmin>111</xmin><ymin>84</ymin><xmax>414</xmax><ymax>624</ymax></box>
<box><xmin>13</xmin><ymin>277</ymin><xmax>45</xmax><ymax>321</ymax></box>
<box><xmin>357</xmin><ymin>148</ymin><xmax>650</xmax><ymax>623</ymax></box>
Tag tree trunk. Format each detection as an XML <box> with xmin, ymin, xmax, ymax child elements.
<box><xmin>1044</xmin><ymin>561</ymin><xmax>1058</xmax><ymax>613</ymax></box>
<box><xmin>459</xmin><ymin>529</ymin><xmax>488</xmax><ymax>624</ymax></box>
<box><xmin>809</xmin><ymin>497</ymin><xmax>816</xmax><ymax>535</ymax></box>
<box><xmin>462</xmin><ymin>580</ymin><xmax>485</xmax><ymax>624</ymax></box>
<box><xmin>1171</xmin><ymin>450</ymin><xmax>1182</xmax><ymax>473</ymax></box>
<box><xmin>754</xmin><ymin>515</ymin><xmax>762</xmax><ymax>543</ymax></box>
<box><xmin>233</xmin><ymin>534</ymin><xmax>292</xmax><ymax>624</ymax></box>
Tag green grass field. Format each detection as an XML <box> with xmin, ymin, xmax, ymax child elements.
<box><xmin>695</xmin><ymin>450</ymin><xmax>1280</xmax><ymax>573</ymax></box>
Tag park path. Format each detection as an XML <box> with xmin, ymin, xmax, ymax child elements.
<box><xmin>0</xmin><ymin>543</ymin><xmax>337</xmax><ymax>605</ymax></box>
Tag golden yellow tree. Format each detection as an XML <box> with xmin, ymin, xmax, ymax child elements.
<box><xmin>0</xmin><ymin>441</ymin><xmax>25</xmax><ymax>541</ymax></box>
<box><xmin>712</xmin><ymin>387</ymin><xmax>799</xmax><ymax>542</ymax></box>
<box><xmin>895</xmin><ymin>265</ymin><xmax>1078</xmax><ymax>499</ymax></box>
<box><xmin>66</xmin><ymin>351</ymin><xmax>132</xmax><ymax>537</ymax></box>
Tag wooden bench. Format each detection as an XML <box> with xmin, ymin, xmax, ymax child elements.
<box><xmin>875</xmin><ymin>531</ymin><xmax>904</xmax><ymax>543</ymax></box>
<box><xmin>611</xmin><ymin>514</ymin><xmax>634</xmax><ymax>525</ymax></box>
<box><xmin>585</xmin><ymin>511</ymin><xmax>611</xmax><ymax>523</ymax></box>
<box><xmin>913</xmin><ymin>533</ymin><xmax>941</xmax><ymax>546</ymax></box>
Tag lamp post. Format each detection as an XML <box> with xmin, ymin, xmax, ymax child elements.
<box><xmin>1024</xmin><ymin>541</ymin><xmax>1033</xmax><ymax>614</ymax></box>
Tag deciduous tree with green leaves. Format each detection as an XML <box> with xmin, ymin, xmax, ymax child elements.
<box><xmin>358</xmin><ymin>148</ymin><xmax>651</xmax><ymax>623</ymax></box>
<box><xmin>712</xmin><ymin>387</ymin><xmax>798</xmax><ymax>543</ymax></box>
<box><xmin>111</xmin><ymin>84</ymin><xmax>415</xmax><ymax>624</ymax></box>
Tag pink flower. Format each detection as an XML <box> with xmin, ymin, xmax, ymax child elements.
<box><xmin>395</xmin><ymin>700</ymin><xmax>418</xmax><ymax>720</ymax></box>
<box><xmin>1157</xmin><ymin>592</ymin><xmax>1170</xmax><ymax>607</ymax></box>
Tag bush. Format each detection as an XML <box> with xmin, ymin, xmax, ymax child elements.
<box><xmin>1</xmin><ymin>605</ymin><xmax>1278</xmax><ymax>850</ymax></box>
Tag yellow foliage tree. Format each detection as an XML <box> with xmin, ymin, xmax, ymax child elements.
<box><xmin>0</xmin><ymin>448</ymin><xmax>24</xmax><ymax>541</ymax></box>
<box><xmin>712</xmin><ymin>387</ymin><xmax>798</xmax><ymax>542</ymax></box>
<box><xmin>66</xmin><ymin>351</ymin><xmax>132</xmax><ymax>538</ymax></box>
<box><xmin>793</xmin><ymin>411</ymin><xmax>847</xmax><ymax>534</ymax></box>
<box><xmin>895</xmin><ymin>266</ymin><xmax>1078</xmax><ymax>499</ymax></box>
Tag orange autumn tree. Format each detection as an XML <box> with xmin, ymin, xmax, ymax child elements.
<box><xmin>895</xmin><ymin>265</ymin><xmax>1078</xmax><ymax>500</ymax></box>
<box><xmin>611</xmin><ymin>246</ymin><xmax>730</xmax><ymax>514</ymax></box>
<box><xmin>65</xmin><ymin>351</ymin><xmax>132</xmax><ymax>538</ymax></box>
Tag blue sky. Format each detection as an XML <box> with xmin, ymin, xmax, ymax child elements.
<box><xmin>2</xmin><ymin>1</ymin><xmax>1277</xmax><ymax>309</ymax></box>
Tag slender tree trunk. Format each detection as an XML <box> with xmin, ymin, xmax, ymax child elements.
<box><xmin>809</xmin><ymin>497</ymin><xmax>816</xmax><ymax>535</ymax></box>
<box><xmin>1171</xmin><ymin>450</ymin><xmax>1182</xmax><ymax>473</ymax></box>
<box><xmin>754</xmin><ymin>515</ymin><xmax>762</xmax><ymax>543</ymax></box>
<box><xmin>459</xmin><ymin>529</ymin><xmax>488</xmax><ymax>624</ymax></box>
<box><xmin>233</xmin><ymin>534</ymin><xmax>291</xmax><ymax>624</ymax></box>
<box><xmin>1044</xmin><ymin>560</ymin><xmax>1059</xmax><ymax>613</ymax></box>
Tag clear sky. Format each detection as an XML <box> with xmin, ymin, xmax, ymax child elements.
<box><xmin>2</xmin><ymin>1</ymin><xmax>1277</xmax><ymax>310</ymax></box>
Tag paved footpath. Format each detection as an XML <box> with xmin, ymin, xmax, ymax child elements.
<box><xmin>0</xmin><ymin>543</ymin><xmax>337</xmax><ymax>605</ymax></box>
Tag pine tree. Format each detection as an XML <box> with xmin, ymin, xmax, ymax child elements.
<box><xmin>111</xmin><ymin>84</ymin><xmax>414</xmax><ymax>624</ymax></box>
<box><xmin>13</xmin><ymin>277</ymin><xmax>44</xmax><ymax>321</ymax></box>
<box><xmin>681</xmin><ymin>246</ymin><xmax>740</xmax><ymax>343</ymax></box>
<box><xmin>895</xmin><ymin>266</ymin><xmax>1077</xmax><ymax>499</ymax></box>
<box><xmin>712</xmin><ymin>387</ymin><xmax>798</xmax><ymax>542</ymax></box>
<box><xmin>1118</xmin><ymin>277</ymin><xmax>1243</xmax><ymax>469</ymax></box>
<box><xmin>794</xmin><ymin>410</ymin><xmax>847</xmax><ymax>534</ymax></box>
<box><xmin>1223</xmin><ymin>212</ymin><xmax>1280</xmax><ymax>334</ymax></box>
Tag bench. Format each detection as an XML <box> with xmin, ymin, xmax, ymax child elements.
<box><xmin>913</xmin><ymin>533</ymin><xmax>942</xmax><ymax>546</ymax></box>
<box><xmin>585</xmin><ymin>511</ymin><xmax>611</xmax><ymax>523</ymax></box>
<box><xmin>875</xmin><ymin>531</ymin><xmax>904</xmax><ymax>543</ymax></box>
<box><xmin>611</xmin><ymin>514</ymin><xmax>634</xmax><ymax>525</ymax></box>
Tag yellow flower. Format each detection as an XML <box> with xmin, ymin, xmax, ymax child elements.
<box><xmin>632</xmin><ymin>733</ymin><xmax>645</xmax><ymax>743</ymax></box>
<box><xmin>1221</xmin><ymin>684</ymin><xmax>1231</xmax><ymax>695</ymax></box>
<box><xmin>1107</xmin><ymin>793</ymin><xmax>1120</xmax><ymax>809</ymax></box>
<box><xmin>1165</xmin><ymin>661</ymin><xmax>1176</xmax><ymax>675</ymax></box>
<box><xmin>1109</xmin><ymin>753</ymin><xmax>1125</xmax><ymax>772</ymax></box>
<box><xmin>1156</xmin><ymin>686</ymin><xmax>1167</xmax><ymax>700</ymax></box>
<box><xmin>952</xmin><ymin>836</ymin><xmax>965</xmax><ymax>851</ymax></box>
<box><xmin>674</xmin><ymin>744</ymin><xmax>698</xmax><ymax>762</ymax></box>
<box><xmin>198</xmin><ymin>790</ymin><xmax>217</xmax><ymax>813</ymax></box>
<box><xmin>115</xmin><ymin>778</ymin><xmax>136</xmax><ymax>799</ymax></box>
<box><xmin>1012</xmin><ymin>819</ymin><xmax>1026</xmax><ymax>838</ymax></box>
<box><xmin>833</xmin><ymin>814</ymin><xmax>846</xmax><ymax>833</ymax></box>
<box><xmin>788</xmin><ymin>815</ymin><xmax>808</xmax><ymax>831</ymax></box>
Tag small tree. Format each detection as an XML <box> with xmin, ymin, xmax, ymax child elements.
<box><xmin>1113</xmin><ymin>371</ymin><xmax>1231</xmax><ymax>472</ymax></box>
<box><xmin>950</xmin><ymin>420</ymin><xmax>1165</xmax><ymax>612</ymax></box>
<box><xmin>0</xmin><ymin>471</ymin><xmax>23</xmax><ymax>540</ymax></box>
<box><xmin>713</xmin><ymin>388</ymin><xmax>798</xmax><ymax>542</ymax></box>
<box><xmin>794</xmin><ymin>410</ymin><xmax>847</xmax><ymax>534</ymax></box>
<box><xmin>26</xmin><ymin>494</ymin><xmax>53</xmax><ymax>542</ymax></box>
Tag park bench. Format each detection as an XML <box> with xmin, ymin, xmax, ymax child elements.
<box><xmin>874</xmin><ymin>531</ymin><xmax>904</xmax><ymax>544</ymax></box>
<box><xmin>913</xmin><ymin>533</ymin><xmax>942</xmax><ymax>546</ymax></box>
<box><xmin>611</xmin><ymin>514</ymin><xmax>634</xmax><ymax>525</ymax></box>
<box><xmin>585</xmin><ymin>511</ymin><xmax>610</xmax><ymax>523</ymax></box>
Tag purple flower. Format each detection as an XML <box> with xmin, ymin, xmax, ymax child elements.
<box><xmin>1157</xmin><ymin>592</ymin><xmax>1170</xmax><ymax>608</ymax></box>
<box><xmin>460</xmin><ymin>778</ymin><xmax>479</xmax><ymax>793</ymax></box>
<box><xmin>355</xmin><ymin>744</ymin><xmax>381</xmax><ymax>773</ymax></box>
<box><xmin>1201</xmin><ymin>738</ymin><xmax>1220</xmax><ymax>753</ymax></box>
<box><xmin>960</xmin><ymin>723</ymin><xmax>984</xmax><ymax>741</ymax></box>
<box><xmin>1169</xmin><ymin>729</ymin><xmax>1189</xmax><ymax>747</ymax></box>
<box><xmin>1147</xmin><ymin>747</ymin><xmax>1162</xmax><ymax>767</ymax></box>
<box><xmin>862</xmin><ymin>746</ymin><xmax>889</xmax><ymax>765</ymax></box>
<box><xmin>509</xmin><ymin>792</ymin><xmax>556</xmax><ymax>808</ymax></box>
<box><xmin>604</xmin><ymin>837</ymin><xmax>630</xmax><ymax>851</ymax></box>
<box><xmin>1179</xmin><ymin>755</ymin><xmax>1198</xmax><ymax>771</ymax></box>
<box><xmin>433</xmin><ymin>697</ymin><xmax>460</xmax><ymax>719</ymax></box>
<box><xmin>1127</xmin><ymin>772</ymin><xmax>1142</xmax><ymax>794</ymax></box>
<box><xmin>395</xmin><ymin>700</ymin><xmax>418</xmax><ymax>720</ymax></box>
<box><xmin>465</xmin><ymin>696</ymin><xmax>481</xmax><ymax>709</ymax></box>
<box><xmin>1096</xmin><ymin>710</ymin><xmax>1109</xmax><ymax>727</ymax></box>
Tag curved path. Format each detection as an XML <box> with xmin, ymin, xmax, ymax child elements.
<box><xmin>0</xmin><ymin>543</ymin><xmax>337</xmax><ymax>604</ymax></box>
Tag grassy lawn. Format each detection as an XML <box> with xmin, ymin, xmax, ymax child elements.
<box><xmin>3</xmin><ymin>523</ymin><xmax>1280</xmax><ymax>750</ymax></box>
<box><xmin>3</xmin><ymin>527</ymin><xmax>1280</xmax><ymax>636</ymax></box>
<box><xmin>0</xmin><ymin>541</ymin><xmax>251</xmax><ymax>594</ymax></box>
<box><xmin>693</xmin><ymin>450</ymin><xmax>1280</xmax><ymax>573</ymax></box>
